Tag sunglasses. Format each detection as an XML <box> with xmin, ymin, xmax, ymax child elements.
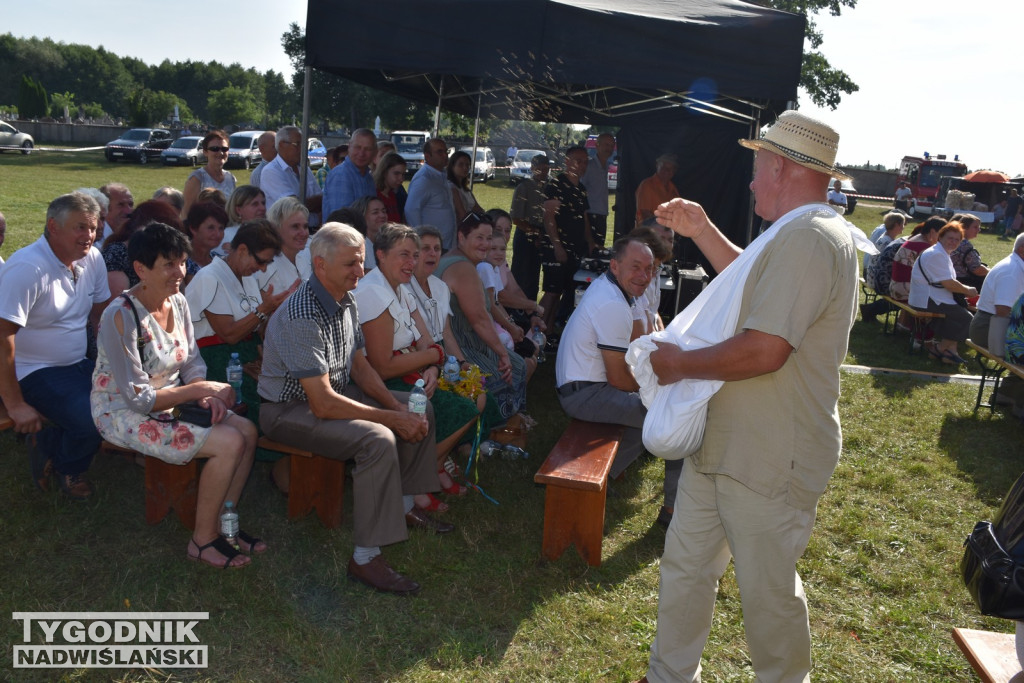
<box><xmin>207</xmin><ymin>146</ymin><xmax>229</xmax><ymax>153</ymax></box>
<box><xmin>460</xmin><ymin>212</ymin><xmax>493</xmax><ymax>226</ymax></box>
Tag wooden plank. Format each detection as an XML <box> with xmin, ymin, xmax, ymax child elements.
<box><xmin>881</xmin><ymin>295</ymin><xmax>946</xmax><ymax>319</ymax></box>
<box><xmin>534</xmin><ymin>420</ymin><xmax>623</xmax><ymax>492</ymax></box>
<box><xmin>968</xmin><ymin>340</ymin><xmax>1024</xmax><ymax>381</ymax></box>
<box><xmin>952</xmin><ymin>628</ymin><xmax>1024</xmax><ymax>683</ymax></box>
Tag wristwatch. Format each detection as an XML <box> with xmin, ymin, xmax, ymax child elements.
<box><xmin>254</xmin><ymin>309</ymin><xmax>268</xmax><ymax>323</ymax></box>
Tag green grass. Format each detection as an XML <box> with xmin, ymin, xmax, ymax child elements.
<box><xmin>1</xmin><ymin>156</ymin><xmax>1022</xmax><ymax>680</ymax></box>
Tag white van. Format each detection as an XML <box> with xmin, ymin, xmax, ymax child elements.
<box><xmin>227</xmin><ymin>130</ymin><xmax>264</xmax><ymax>170</ymax></box>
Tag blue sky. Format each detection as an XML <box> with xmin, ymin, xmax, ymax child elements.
<box><xmin>7</xmin><ymin>0</ymin><xmax>1020</xmax><ymax>176</ymax></box>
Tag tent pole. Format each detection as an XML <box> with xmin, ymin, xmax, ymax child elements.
<box><xmin>744</xmin><ymin>108</ymin><xmax>761</xmax><ymax>246</ymax></box>
<box><xmin>469</xmin><ymin>89</ymin><xmax>482</xmax><ymax>190</ymax></box>
<box><xmin>432</xmin><ymin>76</ymin><xmax>444</xmax><ymax>137</ymax></box>
<box><xmin>300</xmin><ymin>65</ymin><xmax>312</xmax><ymax>206</ymax></box>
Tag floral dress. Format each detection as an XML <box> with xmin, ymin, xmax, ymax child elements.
<box><xmin>91</xmin><ymin>293</ymin><xmax>213</xmax><ymax>464</ymax></box>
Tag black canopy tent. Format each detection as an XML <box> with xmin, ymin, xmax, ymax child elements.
<box><xmin>303</xmin><ymin>0</ymin><xmax>805</xmax><ymax>252</ymax></box>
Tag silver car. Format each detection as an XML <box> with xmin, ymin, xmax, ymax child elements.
<box><xmin>509</xmin><ymin>149</ymin><xmax>547</xmax><ymax>184</ymax></box>
<box><xmin>161</xmin><ymin>136</ymin><xmax>205</xmax><ymax>166</ymax></box>
<box><xmin>0</xmin><ymin>121</ymin><xmax>34</xmax><ymax>154</ymax></box>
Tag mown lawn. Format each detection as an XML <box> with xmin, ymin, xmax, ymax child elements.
<box><xmin>0</xmin><ymin>154</ymin><xmax>1021</xmax><ymax>681</ymax></box>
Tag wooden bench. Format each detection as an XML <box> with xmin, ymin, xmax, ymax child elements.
<box><xmin>860</xmin><ymin>277</ymin><xmax>877</xmax><ymax>305</ymax></box>
<box><xmin>534</xmin><ymin>419</ymin><xmax>624</xmax><ymax>567</ymax></box>
<box><xmin>967</xmin><ymin>339</ymin><xmax>1024</xmax><ymax>414</ymax></box>
<box><xmin>952</xmin><ymin>627</ymin><xmax>1023</xmax><ymax>682</ymax></box>
<box><xmin>257</xmin><ymin>436</ymin><xmax>344</xmax><ymax>529</ymax></box>
<box><xmin>102</xmin><ymin>441</ymin><xmax>198</xmax><ymax>530</ymax></box>
<box><xmin>880</xmin><ymin>295</ymin><xmax>945</xmax><ymax>353</ymax></box>
<box><xmin>0</xmin><ymin>403</ymin><xmax>13</xmax><ymax>431</ymax></box>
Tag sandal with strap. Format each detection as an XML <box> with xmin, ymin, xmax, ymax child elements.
<box><xmin>438</xmin><ymin>469</ymin><xmax>468</xmax><ymax>496</ymax></box>
<box><xmin>236</xmin><ymin>530</ymin><xmax>267</xmax><ymax>555</ymax></box>
<box><xmin>417</xmin><ymin>492</ymin><xmax>449</xmax><ymax>513</ymax></box>
<box><xmin>188</xmin><ymin>536</ymin><xmax>249</xmax><ymax>569</ymax></box>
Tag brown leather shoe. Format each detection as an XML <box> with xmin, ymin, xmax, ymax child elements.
<box><xmin>346</xmin><ymin>556</ymin><xmax>420</xmax><ymax>596</ymax></box>
<box><xmin>57</xmin><ymin>473</ymin><xmax>93</xmax><ymax>501</ymax></box>
<box><xmin>405</xmin><ymin>506</ymin><xmax>455</xmax><ymax>534</ymax></box>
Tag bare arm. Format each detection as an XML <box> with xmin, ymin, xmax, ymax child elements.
<box><xmin>452</xmin><ymin>187</ymin><xmax>469</xmax><ymax>223</ymax></box>
<box><xmin>106</xmin><ymin>271</ymin><xmax>130</xmax><ymax>302</ymax></box>
<box><xmin>654</xmin><ymin>198</ymin><xmax>742</xmax><ymax>274</ymax></box>
<box><xmin>0</xmin><ymin>320</ymin><xmax>43</xmax><ymax>433</ymax></box>
<box><xmin>938</xmin><ymin>279</ymin><xmax>978</xmax><ymax>297</ymax></box>
<box><xmin>181</xmin><ymin>175</ymin><xmax>201</xmax><ymax>220</ymax></box>
<box><xmin>543</xmin><ymin>199</ymin><xmax>568</xmax><ymax>263</ymax></box>
<box><xmin>649</xmin><ymin>329</ymin><xmax>793</xmax><ymax>385</ymax></box>
<box><xmin>443</xmin><ymin>261</ymin><xmax>513</xmax><ymax>382</ymax></box>
<box><xmin>361</xmin><ymin>309</ymin><xmax>440</xmax><ymax>380</ymax></box>
<box><xmin>601</xmin><ymin>348</ymin><xmax>639</xmax><ymax>392</ymax></box>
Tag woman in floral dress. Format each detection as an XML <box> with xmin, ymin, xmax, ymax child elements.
<box><xmin>91</xmin><ymin>223</ymin><xmax>265</xmax><ymax>569</ymax></box>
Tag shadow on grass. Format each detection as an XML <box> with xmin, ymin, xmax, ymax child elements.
<box><xmin>938</xmin><ymin>409</ymin><xmax>1024</xmax><ymax>505</ymax></box>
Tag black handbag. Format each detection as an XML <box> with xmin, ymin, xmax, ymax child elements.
<box><xmin>962</xmin><ymin>471</ymin><xmax>1024</xmax><ymax>619</ymax></box>
<box><xmin>121</xmin><ymin>294</ymin><xmax>214</xmax><ymax>429</ymax></box>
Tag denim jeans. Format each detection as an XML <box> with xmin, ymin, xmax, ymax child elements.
<box><xmin>18</xmin><ymin>358</ymin><xmax>101</xmax><ymax>476</ymax></box>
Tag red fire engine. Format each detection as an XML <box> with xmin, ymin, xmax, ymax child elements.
<box><xmin>896</xmin><ymin>152</ymin><xmax>968</xmax><ymax>215</ymax></box>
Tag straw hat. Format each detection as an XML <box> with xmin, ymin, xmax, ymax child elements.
<box><xmin>739</xmin><ymin>110</ymin><xmax>850</xmax><ymax>181</ymax></box>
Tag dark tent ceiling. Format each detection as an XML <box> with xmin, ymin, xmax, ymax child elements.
<box><xmin>305</xmin><ymin>0</ymin><xmax>806</xmax><ymax>126</ymax></box>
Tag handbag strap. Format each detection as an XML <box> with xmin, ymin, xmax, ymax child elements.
<box><xmin>913</xmin><ymin>253</ymin><xmax>945</xmax><ymax>289</ymax></box>
<box><xmin>120</xmin><ymin>293</ymin><xmax>148</xmax><ymax>353</ymax></box>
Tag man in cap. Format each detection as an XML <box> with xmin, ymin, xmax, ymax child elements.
<box><xmin>637</xmin><ymin>110</ymin><xmax>858</xmax><ymax>683</ymax></box>
<box><xmin>635</xmin><ymin>153</ymin><xmax>679</xmax><ymax>226</ymax></box>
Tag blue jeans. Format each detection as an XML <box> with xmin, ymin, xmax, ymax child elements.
<box><xmin>18</xmin><ymin>358</ymin><xmax>101</xmax><ymax>476</ymax></box>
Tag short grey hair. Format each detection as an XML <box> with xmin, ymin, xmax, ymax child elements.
<box><xmin>350</xmin><ymin>128</ymin><xmax>376</xmax><ymax>144</ymax></box>
<box><xmin>46</xmin><ymin>192</ymin><xmax>101</xmax><ymax>232</ymax></box>
<box><xmin>416</xmin><ymin>225</ymin><xmax>443</xmax><ymax>243</ymax></box>
<box><xmin>1014</xmin><ymin>233</ymin><xmax>1024</xmax><ymax>255</ymax></box>
<box><xmin>882</xmin><ymin>211</ymin><xmax>906</xmax><ymax>230</ymax></box>
<box><xmin>310</xmin><ymin>222</ymin><xmax>365</xmax><ymax>261</ymax></box>
<box><xmin>275</xmin><ymin>126</ymin><xmax>300</xmax><ymax>151</ymax></box>
<box><xmin>152</xmin><ymin>186</ymin><xmax>184</xmax><ymax>213</ymax></box>
<box><xmin>75</xmin><ymin>187</ymin><xmax>109</xmax><ymax>213</ymax></box>
<box><xmin>267</xmin><ymin>196</ymin><xmax>308</xmax><ymax>229</ymax></box>
<box><xmin>374</xmin><ymin>223</ymin><xmax>419</xmax><ymax>257</ymax></box>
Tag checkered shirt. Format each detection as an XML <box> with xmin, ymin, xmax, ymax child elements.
<box><xmin>257</xmin><ymin>274</ymin><xmax>364</xmax><ymax>403</ymax></box>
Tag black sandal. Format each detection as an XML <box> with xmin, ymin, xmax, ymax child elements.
<box><xmin>188</xmin><ymin>536</ymin><xmax>248</xmax><ymax>569</ymax></box>
<box><xmin>236</xmin><ymin>530</ymin><xmax>266</xmax><ymax>555</ymax></box>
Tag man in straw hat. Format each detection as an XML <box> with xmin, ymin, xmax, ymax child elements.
<box><xmin>636</xmin><ymin>110</ymin><xmax>859</xmax><ymax>683</ymax></box>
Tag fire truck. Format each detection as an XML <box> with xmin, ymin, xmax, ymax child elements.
<box><xmin>895</xmin><ymin>152</ymin><xmax>968</xmax><ymax>215</ymax></box>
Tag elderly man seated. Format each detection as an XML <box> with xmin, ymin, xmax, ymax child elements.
<box><xmin>970</xmin><ymin>233</ymin><xmax>1024</xmax><ymax>357</ymax></box>
<box><xmin>555</xmin><ymin>236</ymin><xmax>683</xmax><ymax>526</ymax></box>
<box><xmin>0</xmin><ymin>192</ymin><xmax>110</xmax><ymax>499</ymax></box>
<box><xmin>257</xmin><ymin>222</ymin><xmax>450</xmax><ymax>596</ymax></box>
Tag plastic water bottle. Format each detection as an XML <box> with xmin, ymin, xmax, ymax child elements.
<box><xmin>226</xmin><ymin>352</ymin><xmax>243</xmax><ymax>396</ymax></box>
<box><xmin>531</xmin><ymin>326</ymin><xmax>546</xmax><ymax>363</ymax></box>
<box><xmin>479</xmin><ymin>440</ymin><xmax>505</xmax><ymax>458</ymax></box>
<box><xmin>501</xmin><ymin>443</ymin><xmax>530</xmax><ymax>460</ymax></box>
<box><xmin>408</xmin><ymin>378</ymin><xmax>428</xmax><ymax>420</ymax></box>
<box><xmin>220</xmin><ymin>501</ymin><xmax>239</xmax><ymax>548</ymax></box>
<box><xmin>443</xmin><ymin>355</ymin><xmax>461</xmax><ymax>383</ymax></box>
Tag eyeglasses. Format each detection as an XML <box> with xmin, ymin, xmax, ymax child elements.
<box><xmin>252</xmin><ymin>253</ymin><xmax>272</xmax><ymax>267</ymax></box>
<box><xmin>238</xmin><ymin>293</ymin><xmax>260</xmax><ymax>312</ymax></box>
<box><xmin>280</xmin><ymin>140</ymin><xmax>300</xmax><ymax>148</ymax></box>
<box><xmin>207</xmin><ymin>146</ymin><xmax>229</xmax><ymax>153</ymax></box>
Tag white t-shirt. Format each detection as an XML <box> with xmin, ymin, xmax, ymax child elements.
<box><xmin>476</xmin><ymin>262</ymin><xmax>503</xmax><ymax>299</ymax></box>
<box><xmin>252</xmin><ymin>249</ymin><xmax>311</xmax><ymax>296</ymax></box>
<box><xmin>827</xmin><ymin>189</ymin><xmax>848</xmax><ymax>207</ymax></box>
<box><xmin>406</xmin><ymin>275</ymin><xmax>451</xmax><ymax>343</ymax></box>
<box><xmin>909</xmin><ymin>243</ymin><xmax>956</xmax><ymax>308</ymax></box>
<box><xmin>977</xmin><ymin>252</ymin><xmax>1024</xmax><ymax>315</ymax></box>
<box><xmin>352</xmin><ymin>266</ymin><xmax>420</xmax><ymax>350</ymax></box>
<box><xmin>0</xmin><ymin>238</ymin><xmax>110</xmax><ymax>379</ymax></box>
<box><xmin>213</xmin><ymin>224</ymin><xmax>240</xmax><ymax>258</ymax></box>
<box><xmin>555</xmin><ymin>272</ymin><xmax>633</xmax><ymax>386</ymax></box>
<box><xmin>184</xmin><ymin>257</ymin><xmax>262</xmax><ymax>340</ymax></box>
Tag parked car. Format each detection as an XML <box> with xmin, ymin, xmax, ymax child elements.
<box><xmin>509</xmin><ymin>148</ymin><xmax>548</xmax><ymax>184</ymax></box>
<box><xmin>0</xmin><ymin>121</ymin><xmax>34</xmax><ymax>154</ymax></box>
<box><xmin>308</xmin><ymin>138</ymin><xmax>326</xmax><ymax>169</ymax></box>
<box><xmin>391</xmin><ymin>130</ymin><xmax>430</xmax><ymax>178</ymax></box>
<box><xmin>161</xmin><ymin>136</ymin><xmax>205</xmax><ymax>167</ymax></box>
<box><xmin>607</xmin><ymin>154</ymin><xmax>618</xmax><ymax>191</ymax></box>
<box><xmin>105</xmin><ymin>128</ymin><xmax>173</xmax><ymax>164</ymax></box>
<box><xmin>226</xmin><ymin>131</ymin><xmax>263</xmax><ymax>169</ymax></box>
<box><xmin>458</xmin><ymin>146</ymin><xmax>496</xmax><ymax>183</ymax></box>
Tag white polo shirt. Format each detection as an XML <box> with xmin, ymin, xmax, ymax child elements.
<box><xmin>909</xmin><ymin>243</ymin><xmax>956</xmax><ymax>308</ymax></box>
<box><xmin>0</xmin><ymin>237</ymin><xmax>110</xmax><ymax>380</ymax></box>
<box><xmin>977</xmin><ymin>252</ymin><xmax>1024</xmax><ymax>315</ymax></box>
<box><xmin>555</xmin><ymin>272</ymin><xmax>633</xmax><ymax>386</ymax></box>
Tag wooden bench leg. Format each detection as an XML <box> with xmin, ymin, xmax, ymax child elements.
<box><xmin>288</xmin><ymin>453</ymin><xmax>344</xmax><ymax>529</ymax></box>
<box><xmin>144</xmin><ymin>458</ymin><xmax>198</xmax><ymax>530</ymax></box>
<box><xmin>541</xmin><ymin>483</ymin><xmax>607</xmax><ymax>567</ymax></box>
